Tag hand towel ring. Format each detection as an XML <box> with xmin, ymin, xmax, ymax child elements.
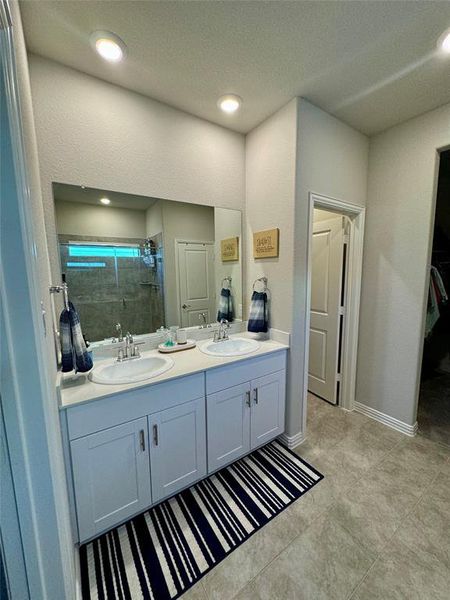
<box><xmin>49</xmin><ymin>282</ymin><xmax>70</xmax><ymax>311</ymax></box>
<box><xmin>222</xmin><ymin>276</ymin><xmax>232</xmax><ymax>289</ymax></box>
<box><xmin>252</xmin><ymin>276</ymin><xmax>268</xmax><ymax>293</ymax></box>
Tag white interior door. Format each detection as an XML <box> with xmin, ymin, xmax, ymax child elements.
<box><xmin>308</xmin><ymin>216</ymin><xmax>345</xmax><ymax>404</ymax></box>
<box><xmin>177</xmin><ymin>241</ymin><xmax>215</xmax><ymax>327</ymax></box>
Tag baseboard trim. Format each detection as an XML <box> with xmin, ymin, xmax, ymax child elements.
<box><xmin>354</xmin><ymin>401</ymin><xmax>418</xmax><ymax>437</ymax></box>
<box><xmin>278</xmin><ymin>431</ymin><xmax>305</xmax><ymax>449</ymax></box>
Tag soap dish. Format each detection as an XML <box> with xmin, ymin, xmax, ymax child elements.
<box><xmin>158</xmin><ymin>340</ymin><xmax>196</xmax><ymax>353</ymax></box>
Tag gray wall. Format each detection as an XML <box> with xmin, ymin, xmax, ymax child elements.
<box><xmin>161</xmin><ymin>201</ymin><xmax>215</xmax><ymax>326</ymax></box>
<box><xmin>55</xmin><ymin>200</ymin><xmax>147</xmax><ymax>238</ymax></box>
<box><xmin>357</xmin><ymin>102</ymin><xmax>450</xmax><ymax>426</ymax></box>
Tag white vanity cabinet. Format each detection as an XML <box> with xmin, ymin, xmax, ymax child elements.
<box><xmin>250</xmin><ymin>371</ymin><xmax>286</xmax><ymax>448</ymax></box>
<box><xmin>149</xmin><ymin>398</ymin><xmax>206</xmax><ymax>503</ymax></box>
<box><xmin>70</xmin><ymin>417</ymin><xmax>152</xmax><ymax>542</ymax></box>
<box><xmin>206</xmin><ymin>382</ymin><xmax>252</xmax><ymax>470</ymax></box>
<box><xmin>65</xmin><ymin>373</ymin><xmax>206</xmax><ymax>543</ymax></box>
<box><xmin>206</xmin><ymin>352</ymin><xmax>286</xmax><ymax>473</ymax></box>
<box><xmin>62</xmin><ymin>349</ymin><xmax>287</xmax><ymax>543</ymax></box>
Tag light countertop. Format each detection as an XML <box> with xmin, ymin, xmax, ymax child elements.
<box><xmin>58</xmin><ymin>335</ymin><xmax>289</xmax><ymax>410</ymax></box>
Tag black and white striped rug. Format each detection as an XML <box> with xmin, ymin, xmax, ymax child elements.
<box><xmin>80</xmin><ymin>440</ymin><xmax>323</xmax><ymax>599</ymax></box>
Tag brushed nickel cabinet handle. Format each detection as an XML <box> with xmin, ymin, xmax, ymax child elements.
<box><xmin>246</xmin><ymin>390</ymin><xmax>251</xmax><ymax>407</ymax></box>
<box><xmin>153</xmin><ymin>424</ymin><xmax>159</xmax><ymax>446</ymax></box>
<box><xmin>139</xmin><ymin>429</ymin><xmax>146</xmax><ymax>452</ymax></box>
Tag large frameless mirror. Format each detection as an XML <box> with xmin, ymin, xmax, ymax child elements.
<box><xmin>52</xmin><ymin>183</ymin><xmax>242</xmax><ymax>343</ymax></box>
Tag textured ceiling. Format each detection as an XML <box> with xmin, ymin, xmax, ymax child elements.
<box><xmin>20</xmin><ymin>0</ymin><xmax>450</xmax><ymax>135</ymax></box>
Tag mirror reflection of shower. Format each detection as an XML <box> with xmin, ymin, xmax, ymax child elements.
<box><xmin>59</xmin><ymin>236</ymin><xmax>165</xmax><ymax>343</ymax></box>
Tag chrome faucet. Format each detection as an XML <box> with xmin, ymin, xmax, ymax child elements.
<box><xmin>117</xmin><ymin>331</ymin><xmax>144</xmax><ymax>361</ymax></box>
<box><xmin>214</xmin><ymin>318</ymin><xmax>230</xmax><ymax>342</ymax></box>
<box><xmin>125</xmin><ymin>331</ymin><xmax>133</xmax><ymax>355</ymax></box>
<box><xmin>115</xmin><ymin>322</ymin><xmax>123</xmax><ymax>342</ymax></box>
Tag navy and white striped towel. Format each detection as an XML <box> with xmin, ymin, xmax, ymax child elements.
<box><xmin>248</xmin><ymin>291</ymin><xmax>268</xmax><ymax>333</ymax></box>
<box><xmin>60</xmin><ymin>302</ymin><xmax>93</xmax><ymax>373</ymax></box>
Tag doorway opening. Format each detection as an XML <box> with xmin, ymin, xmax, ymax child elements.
<box><xmin>308</xmin><ymin>208</ymin><xmax>350</xmax><ymax>405</ymax></box>
<box><xmin>417</xmin><ymin>149</ymin><xmax>450</xmax><ymax>447</ymax></box>
<box><xmin>303</xmin><ymin>193</ymin><xmax>365</xmax><ymax>430</ymax></box>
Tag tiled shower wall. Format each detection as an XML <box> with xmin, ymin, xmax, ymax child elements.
<box><xmin>59</xmin><ymin>233</ymin><xmax>165</xmax><ymax>342</ymax></box>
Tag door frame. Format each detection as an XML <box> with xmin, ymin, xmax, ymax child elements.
<box><xmin>304</xmin><ymin>193</ymin><xmax>365</xmax><ymax>419</ymax></box>
<box><xmin>174</xmin><ymin>238</ymin><xmax>215</xmax><ymax>325</ymax></box>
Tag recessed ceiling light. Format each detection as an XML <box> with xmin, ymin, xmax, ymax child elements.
<box><xmin>217</xmin><ymin>94</ymin><xmax>242</xmax><ymax>114</ymax></box>
<box><xmin>90</xmin><ymin>31</ymin><xmax>126</xmax><ymax>62</ymax></box>
<box><xmin>438</xmin><ymin>28</ymin><xmax>450</xmax><ymax>54</ymax></box>
<box><xmin>100</xmin><ymin>197</ymin><xmax>111</xmax><ymax>205</ymax></box>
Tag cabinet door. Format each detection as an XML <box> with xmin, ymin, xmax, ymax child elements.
<box><xmin>71</xmin><ymin>417</ymin><xmax>151</xmax><ymax>542</ymax></box>
<box><xmin>250</xmin><ymin>370</ymin><xmax>286</xmax><ymax>450</ymax></box>
<box><xmin>149</xmin><ymin>398</ymin><xmax>206</xmax><ymax>503</ymax></box>
<box><xmin>207</xmin><ymin>382</ymin><xmax>251</xmax><ymax>473</ymax></box>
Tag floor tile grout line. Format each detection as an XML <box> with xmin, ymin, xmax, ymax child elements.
<box><xmin>345</xmin><ymin>455</ymin><xmax>449</xmax><ymax>600</ymax></box>
<box><xmin>204</xmin><ymin>402</ymin><xmax>449</xmax><ymax>600</ymax></box>
<box><xmin>227</xmin><ymin>488</ymin><xmax>335</xmax><ymax>600</ymax></box>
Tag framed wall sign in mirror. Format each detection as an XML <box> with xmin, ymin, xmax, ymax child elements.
<box><xmin>52</xmin><ymin>183</ymin><xmax>242</xmax><ymax>343</ymax></box>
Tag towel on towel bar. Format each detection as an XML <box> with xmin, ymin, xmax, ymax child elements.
<box><xmin>217</xmin><ymin>287</ymin><xmax>233</xmax><ymax>322</ymax></box>
<box><xmin>60</xmin><ymin>302</ymin><xmax>93</xmax><ymax>373</ymax></box>
<box><xmin>248</xmin><ymin>291</ymin><xmax>268</xmax><ymax>333</ymax></box>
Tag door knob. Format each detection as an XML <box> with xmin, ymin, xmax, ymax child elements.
<box><xmin>182</xmin><ymin>303</ymin><xmax>192</xmax><ymax>309</ymax></box>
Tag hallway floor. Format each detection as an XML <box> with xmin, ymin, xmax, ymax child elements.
<box><xmin>418</xmin><ymin>371</ymin><xmax>450</xmax><ymax>448</ymax></box>
<box><xmin>181</xmin><ymin>394</ymin><xmax>450</xmax><ymax>600</ymax></box>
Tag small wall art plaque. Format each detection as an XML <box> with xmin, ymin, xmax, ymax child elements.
<box><xmin>221</xmin><ymin>237</ymin><xmax>239</xmax><ymax>261</ymax></box>
<box><xmin>253</xmin><ymin>228</ymin><xmax>279</xmax><ymax>259</ymax></box>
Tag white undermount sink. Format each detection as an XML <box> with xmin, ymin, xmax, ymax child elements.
<box><xmin>89</xmin><ymin>354</ymin><xmax>174</xmax><ymax>385</ymax></box>
<box><xmin>199</xmin><ymin>337</ymin><xmax>260</xmax><ymax>357</ymax></box>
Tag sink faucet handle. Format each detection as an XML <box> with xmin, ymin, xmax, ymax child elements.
<box><xmin>131</xmin><ymin>341</ymin><xmax>145</xmax><ymax>358</ymax></box>
<box><xmin>115</xmin><ymin>322</ymin><xmax>123</xmax><ymax>342</ymax></box>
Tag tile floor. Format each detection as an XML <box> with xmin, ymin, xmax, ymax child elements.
<box><xmin>418</xmin><ymin>371</ymin><xmax>450</xmax><ymax>447</ymax></box>
<box><xmin>181</xmin><ymin>393</ymin><xmax>450</xmax><ymax>600</ymax></box>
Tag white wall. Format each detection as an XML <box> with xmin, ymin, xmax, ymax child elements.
<box><xmin>357</xmin><ymin>102</ymin><xmax>450</xmax><ymax>425</ymax></box>
<box><xmin>214</xmin><ymin>207</ymin><xmax>243</xmax><ymax>319</ymax></box>
<box><xmin>245</xmin><ymin>98</ymin><xmax>298</xmax><ymax>333</ymax></box>
<box><xmin>146</xmin><ymin>201</ymin><xmax>163</xmax><ymax>238</ymax></box>
<box><xmin>313</xmin><ymin>208</ymin><xmax>340</xmax><ymax>222</ymax></box>
<box><xmin>245</xmin><ymin>98</ymin><xmax>368</xmax><ymax>439</ymax></box>
<box><xmin>55</xmin><ymin>200</ymin><xmax>147</xmax><ymax>238</ymax></box>
<box><xmin>289</xmin><ymin>99</ymin><xmax>369</xmax><ymax>438</ymax></box>
<box><xmin>28</xmin><ymin>54</ymin><xmax>245</xmax><ymax>285</ymax></box>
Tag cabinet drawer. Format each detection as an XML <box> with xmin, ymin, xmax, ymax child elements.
<box><xmin>206</xmin><ymin>350</ymin><xmax>287</xmax><ymax>394</ymax></box>
<box><xmin>67</xmin><ymin>373</ymin><xmax>204</xmax><ymax>440</ymax></box>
